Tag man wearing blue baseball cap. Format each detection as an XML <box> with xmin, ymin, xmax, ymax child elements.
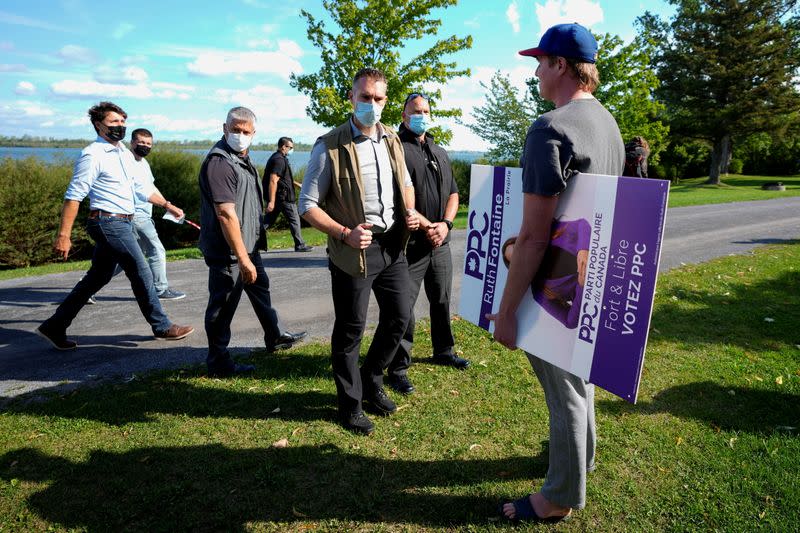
<box><xmin>487</xmin><ymin>22</ymin><xmax>625</xmax><ymax>523</ymax></box>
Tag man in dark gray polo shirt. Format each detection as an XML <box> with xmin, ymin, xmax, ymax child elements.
<box><xmin>198</xmin><ymin>106</ymin><xmax>306</xmax><ymax>378</ymax></box>
<box><xmin>488</xmin><ymin>23</ymin><xmax>625</xmax><ymax>523</ymax></box>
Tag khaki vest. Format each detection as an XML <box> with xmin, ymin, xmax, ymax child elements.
<box><xmin>321</xmin><ymin>121</ymin><xmax>409</xmax><ymax>277</ymax></box>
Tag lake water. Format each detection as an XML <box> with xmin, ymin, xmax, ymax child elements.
<box><xmin>0</xmin><ymin>146</ymin><xmax>484</xmax><ymax>170</ymax></box>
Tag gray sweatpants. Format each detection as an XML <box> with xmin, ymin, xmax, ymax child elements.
<box><xmin>526</xmin><ymin>352</ymin><xmax>596</xmax><ymax>509</ymax></box>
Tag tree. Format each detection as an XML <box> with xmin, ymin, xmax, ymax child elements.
<box><xmin>640</xmin><ymin>1</ymin><xmax>800</xmax><ymax>184</ymax></box>
<box><xmin>467</xmin><ymin>33</ymin><xmax>668</xmax><ymax>165</ymax></box>
<box><xmin>290</xmin><ymin>0</ymin><xmax>472</xmax><ymax>145</ymax></box>
<box><xmin>464</xmin><ymin>72</ymin><xmax>537</xmax><ymax>163</ymax></box>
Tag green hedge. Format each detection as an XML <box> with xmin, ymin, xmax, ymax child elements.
<box><xmin>0</xmin><ymin>151</ymin><xmax>206</xmax><ymax>268</ymax></box>
<box><xmin>0</xmin><ymin>157</ymin><xmax>92</xmax><ymax>267</ymax></box>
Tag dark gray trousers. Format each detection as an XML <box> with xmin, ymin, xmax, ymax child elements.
<box><xmin>264</xmin><ymin>192</ymin><xmax>305</xmax><ymax>248</ymax></box>
<box><xmin>204</xmin><ymin>251</ymin><xmax>282</xmax><ymax>374</ymax></box>
<box><xmin>388</xmin><ymin>241</ymin><xmax>455</xmax><ymax>378</ymax></box>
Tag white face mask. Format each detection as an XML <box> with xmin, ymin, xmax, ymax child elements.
<box><xmin>226</xmin><ymin>132</ymin><xmax>252</xmax><ymax>153</ymax></box>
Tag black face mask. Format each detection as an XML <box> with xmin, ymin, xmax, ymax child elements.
<box><xmin>133</xmin><ymin>145</ymin><xmax>151</xmax><ymax>157</ymax></box>
<box><xmin>105</xmin><ymin>125</ymin><xmax>126</xmax><ymax>142</ymax></box>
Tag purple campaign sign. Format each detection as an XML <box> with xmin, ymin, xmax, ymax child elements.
<box><xmin>477</xmin><ymin>166</ymin><xmax>507</xmax><ymax>329</ymax></box>
<box><xmin>589</xmin><ymin>177</ymin><xmax>669</xmax><ymax>401</ymax></box>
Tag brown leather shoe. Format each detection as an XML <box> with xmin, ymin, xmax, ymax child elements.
<box><xmin>154</xmin><ymin>324</ymin><xmax>194</xmax><ymax>341</ymax></box>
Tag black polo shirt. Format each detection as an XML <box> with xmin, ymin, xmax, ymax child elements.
<box><xmin>264</xmin><ymin>151</ymin><xmax>295</xmax><ymax>202</ymax></box>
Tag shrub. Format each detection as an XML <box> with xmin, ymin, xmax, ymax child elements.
<box><xmin>147</xmin><ymin>150</ymin><xmax>203</xmax><ymax>248</ymax></box>
<box><xmin>0</xmin><ymin>157</ymin><xmax>92</xmax><ymax>267</ymax></box>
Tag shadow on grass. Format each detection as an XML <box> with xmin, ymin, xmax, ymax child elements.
<box><xmin>599</xmin><ymin>381</ymin><xmax>799</xmax><ymax>433</ymax></box>
<box><xmin>3</xmin><ymin>350</ymin><xmax>338</xmax><ymax>425</ymax></box>
<box><xmin>651</xmin><ymin>270</ymin><xmax>800</xmax><ymax>351</ymax></box>
<box><xmin>0</xmin><ymin>444</ymin><xmax>548</xmax><ymax>530</ymax></box>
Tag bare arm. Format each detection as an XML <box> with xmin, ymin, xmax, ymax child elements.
<box><xmin>216</xmin><ymin>202</ymin><xmax>258</xmax><ymax>283</ymax></box>
<box><xmin>53</xmin><ymin>200</ymin><xmax>80</xmax><ymax>260</ymax></box>
<box><xmin>266</xmin><ymin>173</ymin><xmax>279</xmax><ymax>213</ymax></box>
<box><xmin>487</xmin><ymin>192</ymin><xmax>559</xmax><ymax>349</ymax></box>
<box><xmin>147</xmin><ymin>189</ymin><xmax>184</xmax><ymax>219</ymax></box>
<box><xmin>403</xmin><ymin>185</ymin><xmax>422</xmax><ymax>231</ymax></box>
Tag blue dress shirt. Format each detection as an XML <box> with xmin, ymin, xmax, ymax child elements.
<box><xmin>64</xmin><ymin>136</ymin><xmax>154</xmax><ymax>214</ymax></box>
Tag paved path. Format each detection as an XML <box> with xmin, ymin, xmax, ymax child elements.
<box><xmin>1</xmin><ymin>197</ymin><xmax>798</xmax><ymax>400</ymax></box>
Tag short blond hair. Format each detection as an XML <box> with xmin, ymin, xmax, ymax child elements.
<box><xmin>546</xmin><ymin>55</ymin><xmax>600</xmax><ymax>93</ymax></box>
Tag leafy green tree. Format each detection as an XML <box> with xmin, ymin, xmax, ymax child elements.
<box><xmin>640</xmin><ymin>0</ymin><xmax>800</xmax><ymax>184</ymax></box>
<box><xmin>464</xmin><ymin>72</ymin><xmax>537</xmax><ymax>163</ymax></box>
<box><xmin>468</xmin><ymin>33</ymin><xmax>668</xmax><ymax>165</ymax></box>
<box><xmin>290</xmin><ymin>0</ymin><xmax>472</xmax><ymax>145</ymax></box>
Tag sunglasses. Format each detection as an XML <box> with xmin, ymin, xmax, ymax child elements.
<box><xmin>404</xmin><ymin>92</ymin><xmax>430</xmax><ymax>106</ymax></box>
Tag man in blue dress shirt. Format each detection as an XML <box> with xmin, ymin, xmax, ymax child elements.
<box><xmin>36</xmin><ymin>101</ymin><xmax>194</xmax><ymax>350</ymax></box>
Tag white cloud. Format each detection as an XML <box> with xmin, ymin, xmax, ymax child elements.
<box><xmin>534</xmin><ymin>0</ymin><xmax>604</xmax><ymax>33</ymax></box>
<box><xmin>51</xmin><ymin>79</ymin><xmax>154</xmax><ymax>99</ymax></box>
<box><xmin>15</xmin><ymin>81</ymin><xmax>36</xmax><ymax>95</ymax></box>
<box><xmin>121</xmin><ymin>54</ymin><xmax>148</xmax><ymax>66</ymax></box>
<box><xmin>277</xmin><ymin>39</ymin><xmax>303</xmax><ymax>58</ymax></box>
<box><xmin>212</xmin><ymin>85</ymin><xmax>310</xmax><ymax>121</ymax></box>
<box><xmin>94</xmin><ymin>65</ymin><xmax>149</xmax><ymax>85</ymax></box>
<box><xmin>187</xmin><ymin>49</ymin><xmax>303</xmax><ymax>78</ymax></box>
<box><xmin>112</xmin><ymin>22</ymin><xmax>135</xmax><ymax>40</ymax></box>
<box><xmin>506</xmin><ymin>1</ymin><xmax>521</xmax><ymax>34</ymax></box>
<box><xmin>0</xmin><ymin>10</ymin><xmax>76</xmax><ymax>33</ymax></box>
<box><xmin>151</xmin><ymin>81</ymin><xmax>196</xmax><ymax>92</ymax></box>
<box><xmin>0</xmin><ymin>64</ymin><xmax>27</xmax><ymax>72</ymax></box>
<box><xmin>58</xmin><ymin>44</ymin><xmax>98</xmax><ymax>64</ymax></box>
<box><xmin>137</xmin><ymin>114</ymin><xmax>220</xmax><ymax>135</ymax></box>
<box><xmin>0</xmin><ymin>100</ymin><xmax>56</xmax><ymax>127</ymax></box>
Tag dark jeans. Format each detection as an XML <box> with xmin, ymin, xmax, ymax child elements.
<box><xmin>389</xmin><ymin>241</ymin><xmax>455</xmax><ymax>378</ymax></box>
<box><xmin>329</xmin><ymin>239</ymin><xmax>411</xmax><ymax>416</ymax></box>
<box><xmin>264</xmin><ymin>193</ymin><xmax>305</xmax><ymax>248</ymax></box>
<box><xmin>204</xmin><ymin>251</ymin><xmax>282</xmax><ymax>374</ymax></box>
<box><xmin>43</xmin><ymin>216</ymin><xmax>171</xmax><ymax>334</ymax></box>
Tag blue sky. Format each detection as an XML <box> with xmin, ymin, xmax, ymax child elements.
<box><xmin>0</xmin><ymin>0</ymin><xmax>673</xmax><ymax>150</ymax></box>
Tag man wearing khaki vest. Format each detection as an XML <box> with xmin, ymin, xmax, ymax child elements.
<box><xmin>299</xmin><ymin>67</ymin><xmax>419</xmax><ymax>435</ymax></box>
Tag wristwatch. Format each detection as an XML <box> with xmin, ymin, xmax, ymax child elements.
<box><xmin>443</xmin><ymin>219</ymin><xmax>453</xmax><ymax>230</ymax></box>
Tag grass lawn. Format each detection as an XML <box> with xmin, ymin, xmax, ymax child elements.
<box><xmin>668</xmin><ymin>173</ymin><xmax>800</xmax><ymax>207</ymax></box>
<box><xmin>1</xmin><ymin>243</ymin><xmax>798</xmax><ymax>531</ymax></box>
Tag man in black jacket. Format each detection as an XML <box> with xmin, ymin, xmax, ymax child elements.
<box><xmin>263</xmin><ymin>137</ymin><xmax>312</xmax><ymax>252</ymax></box>
<box><xmin>387</xmin><ymin>93</ymin><xmax>470</xmax><ymax>395</ymax></box>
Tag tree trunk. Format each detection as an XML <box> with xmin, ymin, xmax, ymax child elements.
<box><xmin>707</xmin><ymin>134</ymin><xmax>732</xmax><ymax>185</ymax></box>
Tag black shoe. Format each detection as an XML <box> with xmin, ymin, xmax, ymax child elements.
<box><xmin>364</xmin><ymin>387</ymin><xmax>397</xmax><ymax>416</ymax></box>
<box><xmin>294</xmin><ymin>244</ymin><xmax>314</xmax><ymax>252</ymax></box>
<box><xmin>432</xmin><ymin>352</ymin><xmax>471</xmax><ymax>369</ymax></box>
<box><xmin>340</xmin><ymin>411</ymin><xmax>375</xmax><ymax>435</ymax></box>
<box><xmin>266</xmin><ymin>331</ymin><xmax>307</xmax><ymax>353</ymax></box>
<box><xmin>208</xmin><ymin>363</ymin><xmax>256</xmax><ymax>378</ymax></box>
<box><xmin>35</xmin><ymin>324</ymin><xmax>77</xmax><ymax>351</ymax></box>
<box><xmin>387</xmin><ymin>375</ymin><xmax>415</xmax><ymax>395</ymax></box>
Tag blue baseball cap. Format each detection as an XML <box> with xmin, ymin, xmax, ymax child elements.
<box><xmin>519</xmin><ymin>23</ymin><xmax>598</xmax><ymax>63</ymax></box>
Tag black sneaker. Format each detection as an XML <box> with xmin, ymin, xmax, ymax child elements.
<box><xmin>35</xmin><ymin>324</ymin><xmax>77</xmax><ymax>351</ymax></box>
<box><xmin>432</xmin><ymin>353</ymin><xmax>471</xmax><ymax>370</ymax></box>
<box><xmin>387</xmin><ymin>375</ymin><xmax>415</xmax><ymax>395</ymax></box>
<box><xmin>364</xmin><ymin>387</ymin><xmax>397</xmax><ymax>416</ymax></box>
<box><xmin>294</xmin><ymin>244</ymin><xmax>314</xmax><ymax>252</ymax></box>
<box><xmin>266</xmin><ymin>331</ymin><xmax>307</xmax><ymax>353</ymax></box>
<box><xmin>340</xmin><ymin>411</ymin><xmax>375</xmax><ymax>435</ymax></box>
<box><xmin>208</xmin><ymin>363</ymin><xmax>256</xmax><ymax>378</ymax></box>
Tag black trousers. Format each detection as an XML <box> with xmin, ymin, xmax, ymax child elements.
<box><xmin>264</xmin><ymin>192</ymin><xmax>305</xmax><ymax>248</ymax></box>
<box><xmin>329</xmin><ymin>239</ymin><xmax>411</xmax><ymax>416</ymax></box>
<box><xmin>389</xmin><ymin>241</ymin><xmax>455</xmax><ymax>378</ymax></box>
<box><xmin>204</xmin><ymin>251</ymin><xmax>282</xmax><ymax>374</ymax></box>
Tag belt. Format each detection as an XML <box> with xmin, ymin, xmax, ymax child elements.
<box><xmin>88</xmin><ymin>210</ymin><xmax>133</xmax><ymax>220</ymax></box>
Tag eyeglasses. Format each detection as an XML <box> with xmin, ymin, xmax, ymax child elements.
<box><xmin>404</xmin><ymin>92</ymin><xmax>429</xmax><ymax>106</ymax></box>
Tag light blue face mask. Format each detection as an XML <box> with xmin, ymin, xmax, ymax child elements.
<box><xmin>408</xmin><ymin>113</ymin><xmax>433</xmax><ymax>135</ymax></box>
<box><xmin>354</xmin><ymin>101</ymin><xmax>383</xmax><ymax>127</ymax></box>
<box><xmin>287</xmin><ymin>148</ymin><xmax>294</xmax><ymax>155</ymax></box>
